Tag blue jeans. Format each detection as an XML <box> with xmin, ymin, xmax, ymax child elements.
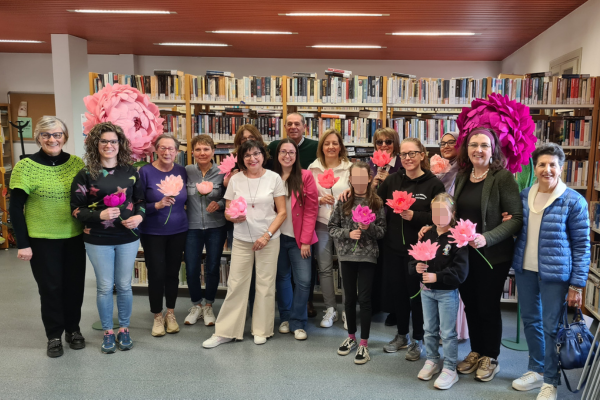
<box><xmin>422</xmin><ymin>288</ymin><xmax>459</xmax><ymax>371</ymax></box>
<box><xmin>276</xmin><ymin>234</ymin><xmax>312</xmax><ymax>331</ymax></box>
<box><xmin>184</xmin><ymin>227</ymin><xmax>227</xmax><ymax>305</ymax></box>
<box><xmin>515</xmin><ymin>269</ymin><xmax>569</xmax><ymax>386</ymax></box>
<box><xmin>85</xmin><ymin>240</ymin><xmax>139</xmax><ymax>331</ymax></box>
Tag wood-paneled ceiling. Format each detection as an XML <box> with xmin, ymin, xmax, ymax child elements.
<box><xmin>0</xmin><ymin>0</ymin><xmax>588</xmax><ymax>61</ymax></box>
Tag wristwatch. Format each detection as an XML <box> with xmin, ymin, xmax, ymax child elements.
<box><xmin>266</xmin><ymin>231</ymin><xmax>273</xmax><ymax>238</ymax></box>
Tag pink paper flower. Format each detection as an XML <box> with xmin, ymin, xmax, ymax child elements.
<box><xmin>227</xmin><ymin>197</ymin><xmax>247</xmax><ymax>219</ymax></box>
<box><xmin>103</xmin><ymin>192</ymin><xmax>126</xmax><ymax>208</ymax></box>
<box><xmin>156</xmin><ymin>175</ymin><xmax>184</xmax><ymax>197</ymax></box>
<box><xmin>352</xmin><ymin>204</ymin><xmax>376</xmax><ymax>225</ymax></box>
<box><xmin>448</xmin><ymin>218</ymin><xmax>493</xmax><ymax>269</ymax></box>
<box><xmin>456</xmin><ymin>93</ymin><xmax>537</xmax><ymax>173</ymax></box>
<box><xmin>430</xmin><ymin>154</ymin><xmax>451</xmax><ymax>175</ymax></box>
<box><xmin>408</xmin><ymin>239</ymin><xmax>440</xmax><ymax>262</ymax></box>
<box><xmin>371</xmin><ymin>150</ymin><xmax>392</xmax><ymax>168</ymax></box>
<box><xmin>218</xmin><ymin>154</ymin><xmax>238</xmax><ymax>178</ymax></box>
<box><xmin>196</xmin><ymin>181</ymin><xmax>214</xmax><ymax>196</ymax></box>
<box><xmin>317</xmin><ymin>169</ymin><xmax>340</xmax><ymax>190</ymax></box>
<box><xmin>83</xmin><ymin>84</ymin><xmax>164</xmax><ymax>161</ymax></box>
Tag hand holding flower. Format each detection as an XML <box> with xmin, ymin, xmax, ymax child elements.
<box><xmin>100</xmin><ymin>207</ymin><xmax>121</xmax><ymax>220</ymax></box>
<box><xmin>349</xmin><ymin>229</ymin><xmax>362</xmax><ymax>240</ymax></box>
<box><xmin>422</xmin><ymin>273</ymin><xmax>437</xmax><ymax>284</ymax></box>
<box><xmin>400</xmin><ymin>210</ymin><xmax>414</xmax><ymax>221</ymax></box>
<box><xmin>469</xmin><ymin>234</ymin><xmax>487</xmax><ymax>249</ymax></box>
<box><xmin>416</xmin><ymin>262</ymin><xmax>428</xmax><ymax>274</ymax></box>
<box><xmin>319</xmin><ymin>194</ymin><xmax>335</xmax><ymax>206</ymax></box>
<box><xmin>155</xmin><ymin>196</ymin><xmax>175</xmax><ymax>210</ymax></box>
<box><xmin>122</xmin><ymin>215</ymin><xmax>143</xmax><ymax>230</ymax></box>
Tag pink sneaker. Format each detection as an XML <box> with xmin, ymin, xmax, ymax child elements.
<box><xmin>418</xmin><ymin>360</ymin><xmax>441</xmax><ymax>381</ymax></box>
<box><xmin>434</xmin><ymin>368</ymin><xmax>459</xmax><ymax>390</ymax></box>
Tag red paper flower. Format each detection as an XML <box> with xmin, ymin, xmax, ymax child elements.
<box><xmin>317</xmin><ymin>169</ymin><xmax>340</xmax><ymax>190</ymax></box>
<box><xmin>371</xmin><ymin>150</ymin><xmax>392</xmax><ymax>168</ymax></box>
<box><xmin>386</xmin><ymin>191</ymin><xmax>416</xmax><ymax>214</ymax></box>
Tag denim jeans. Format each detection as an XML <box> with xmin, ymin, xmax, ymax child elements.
<box><xmin>314</xmin><ymin>222</ymin><xmax>337</xmax><ymax>309</ymax></box>
<box><xmin>184</xmin><ymin>226</ymin><xmax>227</xmax><ymax>305</ymax></box>
<box><xmin>515</xmin><ymin>269</ymin><xmax>569</xmax><ymax>386</ymax></box>
<box><xmin>85</xmin><ymin>240</ymin><xmax>139</xmax><ymax>331</ymax></box>
<box><xmin>422</xmin><ymin>288</ymin><xmax>459</xmax><ymax>371</ymax></box>
<box><xmin>276</xmin><ymin>234</ymin><xmax>312</xmax><ymax>331</ymax></box>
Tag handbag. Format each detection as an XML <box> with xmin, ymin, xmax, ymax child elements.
<box><xmin>556</xmin><ymin>303</ymin><xmax>596</xmax><ymax>393</ymax></box>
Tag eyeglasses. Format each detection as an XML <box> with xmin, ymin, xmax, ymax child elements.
<box><xmin>99</xmin><ymin>139</ymin><xmax>119</xmax><ymax>146</ymax></box>
<box><xmin>40</xmin><ymin>132</ymin><xmax>64</xmax><ymax>140</ymax></box>
<box><xmin>285</xmin><ymin>122</ymin><xmax>304</xmax><ymax>128</ymax></box>
<box><xmin>399</xmin><ymin>151</ymin><xmax>422</xmax><ymax>159</ymax></box>
<box><xmin>279</xmin><ymin>150</ymin><xmax>296</xmax><ymax>158</ymax></box>
<box><xmin>439</xmin><ymin>140</ymin><xmax>456</xmax><ymax>148</ymax></box>
<box><xmin>468</xmin><ymin>143</ymin><xmax>491</xmax><ymax>150</ymax></box>
<box><xmin>243</xmin><ymin>151</ymin><xmax>263</xmax><ymax>160</ymax></box>
<box><xmin>158</xmin><ymin>146</ymin><xmax>177</xmax><ymax>153</ymax></box>
<box><xmin>375</xmin><ymin>139</ymin><xmax>394</xmax><ymax>146</ymax></box>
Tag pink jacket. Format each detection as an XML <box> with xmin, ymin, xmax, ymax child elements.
<box><xmin>290</xmin><ymin>170</ymin><xmax>319</xmax><ymax>249</ymax></box>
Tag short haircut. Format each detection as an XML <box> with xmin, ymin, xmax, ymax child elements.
<box><xmin>286</xmin><ymin>112</ymin><xmax>306</xmax><ymax>126</ymax></box>
<box><xmin>34</xmin><ymin>116</ymin><xmax>69</xmax><ymax>146</ymax></box>
<box><xmin>317</xmin><ymin>129</ymin><xmax>348</xmax><ymax>166</ymax></box>
<box><xmin>373</xmin><ymin>127</ymin><xmax>400</xmax><ymax>156</ymax></box>
<box><xmin>190</xmin><ymin>134</ymin><xmax>215</xmax><ymax>151</ymax></box>
<box><xmin>237</xmin><ymin>140</ymin><xmax>267</xmax><ymax>171</ymax></box>
<box><xmin>154</xmin><ymin>134</ymin><xmax>180</xmax><ymax>151</ymax></box>
<box><xmin>532</xmin><ymin>142</ymin><xmax>565</xmax><ymax>168</ymax></box>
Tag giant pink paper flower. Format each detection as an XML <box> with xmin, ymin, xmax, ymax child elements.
<box><xmin>430</xmin><ymin>154</ymin><xmax>451</xmax><ymax>175</ymax></box>
<box><xmin>227</xmin><ymin>197</ymin><xmax>247</xmax><ymax>219</ymax></box>
<box><xmin>83</xmin><ymin>84</ymin><xmax>164</xmax><ymax>161</ymax></box>
<box><xmin>408</xmin><ymin>239</ymin><xmax>440</xmax><ymax>262</ymax></box>
<box><xmin>218</xmin><ymin>154</ymin><xmax>237</xmax><ymax>178</ymax></box>
<box><xmin>371</xmin><ymin>150</ymin><xmax>392</xmax><ymax>168</ymax></box>
<box><xmin>456</xmin><ymin>93</ymin><xmax>537</xmax><ymax>173</ymax></box>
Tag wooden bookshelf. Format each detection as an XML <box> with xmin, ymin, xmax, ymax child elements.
<box><xmin>0</xmin><ymin>104</ymin><xmax>11</xmax><ymax>249</ymax></box>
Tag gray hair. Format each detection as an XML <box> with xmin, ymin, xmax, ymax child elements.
<box><xmin>286</xmin><ymin>112</ymin><xmax>306</xmax><ymax>126</ymax></box>
<box><xmin>34</xmin><ymin>116</ymin><xmax>69</xmax><ymax>146</ymax></box>
<box><xmin>531</xmin><ymin>143</ymin><xmax>565</xmax><ymax>168</ymax></box>
<box><xmin>154</xmin><ymin>134</ymin><xmax>180</xmax><ymax>151</ymax></box>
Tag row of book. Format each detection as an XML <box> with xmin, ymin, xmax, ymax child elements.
<box><xmin>133</xmin><ymin>258</ymin><xmax>232</xmax><ymax>288</ymax></box>
<box><xmin>589</xmin><ymin>243</ymin><xmax>600</xmax><ymax>275</ymax></box>
<box><xmin>502</xmin><ymin>273</ymin><xmax>517</xmax><ymax>300</ymax></box>
<box><xmin>590</xmin><ymin>202</ymin><xmax>600</xmax><ymax>231</ymax></box>
<box><xmin>193</xmin><ymin>113</ymin><xmax>283</xmax><ymax>142</ymax></box>
<box><xmin>314</xmin><ymin>266</ymin><xmax>343</xmax><ymax>296</ymax></box>
<box><xmin>161</xmin><ymin>113</ymin><xmax>187</xmax><ymax>142</ymax></box>
<box><xmin>562</xmin><ymin>160</ymin><xmax>589</xmax><ymax>188</ymax></box>
<box><xmin>586</xmin><ymin>274</ymin><xmax>600</xmax><ymax>315</ymax></box>
<box><xmin>91</xmin><ymin>70</ymin><xmax>186</xmax><ymax>101</ymax></box>
<box><xmin>533</xmin><ymin>116</ymin><xmax>592</xmax><ymax>147</ymax></box>
<box><xmin>288</xmin><ymin>73</ymin><xmax>385</xmax><ymax>104</ymax></box>
<box><xmin>190</xmin><ymin>74</ymin><xmax>283</xmax><ymax>103</ymax></box>
<box><xmin>302</xmin><ymin>114</ymin><xmax>382</xmax><ymax>144</ymax></box>
<box><xmin>389</xmin><ymin>116</ymin><xmax>458</xmax><ymax>147</ymax></box>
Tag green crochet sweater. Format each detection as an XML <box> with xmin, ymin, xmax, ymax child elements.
<box><xmin>10</xmin><ymin>155</ymin><xmax>85</xmax><ymax>239</ymax></box>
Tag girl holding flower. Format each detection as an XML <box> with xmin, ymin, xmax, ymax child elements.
<box><xmin>138</xmin><ymin>135</ymin><xmax>188</xmax><ymax>337</ymax></box>
<box><xmin>328</xmin><ymin>161</ymin><xmax>386</xmax><ymax>364</ymax></box>
<box><xmin>71</xmin><ymin>122</ymin><xmax>146</xmax><ymax>354</ymax></box>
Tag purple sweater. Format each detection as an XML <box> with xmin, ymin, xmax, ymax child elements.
<box><xmin>138</xmin><ymin>163</ymin><xmax>188</xmax><ymax>235</ymax></box>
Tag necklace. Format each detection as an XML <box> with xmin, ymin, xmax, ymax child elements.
<box><xmin>246</xmin><ymin>172</ymin><xmax>263</xmax><ymax>208</ymax></box>
<box><xmin>471</xmin><ymin>167</ymin><xmax>489</xmax><ymax>180</ymax></box>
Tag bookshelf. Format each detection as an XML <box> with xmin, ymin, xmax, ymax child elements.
<box><xmin>0</xmin><ymin>104</ymin><xmax>10</xmax><ymax>249</ymax></box>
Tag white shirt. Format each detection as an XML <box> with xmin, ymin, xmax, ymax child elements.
<box><xmin>279</xmin><ymin>189</ymin><xmax>295</xmax><ymax>237</ymax></box>
<box><xmin>224</xmin><ymin>169</ymin><xmax>286</xmax><ymax>243</ymax></box>
<box><xmin>308</xmin><ymin>159</ymin><xmax>352</xmax><ymax>225</ymax></box>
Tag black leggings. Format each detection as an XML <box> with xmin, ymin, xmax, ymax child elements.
<box><xmin>341</xmin><ymin>261</ymin><xmax>376</xmax><ymax>340</ymax></box>
<box><xmin>140</xmin><ymin>232</ymin><xmax>187</xmax><ymax>313</ymax></box>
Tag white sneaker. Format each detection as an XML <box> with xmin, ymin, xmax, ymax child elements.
<box><xmin>279</xmin><ymin>321</ymin><xmax>290</xmax><ymax>334</ymax></box>
<box><xmin>320</xmin><ymin>307</ymin><xmax>338</xmax><ymax>328</ymax></box>
<box><xmin>203</xmin><ymin>305</ymin><xmax>216</xmax><ymax>326</ymax></box>
<box><xmin>418</xmin><ymin>360</ymin><xmax>442</xmax><ymax>381</ymax></box>
<box><xmin>434</xmin><ymin>368</ymin><xmax>459</xmax><ymax>390</ymax></box>
<box><xmin>342</xmin><ymin>311</ymin><xmax>348</xmax><ymax>330</ymax></box>
<box><xmin>536</xmin><ymin>384</ymin><xmax>557</xmax><ymax>400</ymax></box>
<box><xmin>184</xmin><ymin>305</ymin><xmax>203</xmax><ymax>325</ymax></box>
<box><xmin>202</xmin><ymin>335</ymin><xmax>232</xmax><ymax>349</ymax></box>
<box><xmin>254</xmin><ymin>335</ymin><xmax>267</xmax><ymax>345</ymax></box>
<box><xmin>512</xmin><ymin>371</ymin><xmax>544</xmax><ymax>391</ymax></box>
<box><xmin>294</xmin><ymin>329</ymin><xmax>307</xmax><ymax>340</ymax></box>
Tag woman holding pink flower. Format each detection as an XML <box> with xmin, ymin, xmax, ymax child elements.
<box><xmin>71</xmin><ymin>122</ymin><xmax>146</xmax><ymax>354</ymax></box>
<box><xmin>138</xmin><ymin>134</ymin><xmax>188</xmax><ymax>337</ymax></box>
<box><xmin>369</xmin><ymin>128</ymin><xmax>403</xmax><ymax>188</ymax></box>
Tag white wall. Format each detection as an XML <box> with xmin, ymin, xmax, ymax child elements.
<box><xmin>502</xmin><ymin>0</ymin><xmax>600</xmax><ymax>75</ymax></box>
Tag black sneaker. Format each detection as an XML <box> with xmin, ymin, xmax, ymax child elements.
<box><xmin>354</xmin><ymin>345</ymin><xmax>371</xmax><ymax>365</ymax></box>
<box><xmin>65</xmin><ymin>331</ymin><xmax>86</xmax><ymax>350</ymax></box>
<box><xmin>337</xmin><ymin>337</ymin><xmax>357</xmax><ymax>356</ymax></box>
<box><xmin>47</xmin><ymin>338</ymin><xmax>64</xmax><ymax>358</ymax></box>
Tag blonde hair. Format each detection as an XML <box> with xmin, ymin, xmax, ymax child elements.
<box><xmin>401</xmin><ymin>137</ymin><xmax>430</xmax><ymax>170</ymax></box>
<box><xmin>431</xmin><ymin>192</ymin><xmax>456</xmax><ymax>226</ymax></box>
<box><xmin>373</xmin><ymin>127</ymin><xmax>400</xmax><ymax>156</ymax></box>
<box><xmin>34</xmin><ymin>116</ymin><xmax>69</xmax><ymax>146</ymax></box>
<box><xmin>317</xmin><ymin>129</ymin><xmax>348</xmax><ymax>166</ymax></box>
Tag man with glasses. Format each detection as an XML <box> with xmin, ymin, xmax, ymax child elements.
<box><xmin>268</xmin><ymin>113</ymin><xmax>318</xmax><ymax>169</ymax></box>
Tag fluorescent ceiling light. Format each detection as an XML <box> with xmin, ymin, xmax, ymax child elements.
<box><xmin>0</xmin><ymin>39</ymin><xmax>44</xmax><ymax>43</ymax></box>
<box><xmin>154</xmin><ymin>43</ymin><xmax>230</xmax><ymax>46</ymax></box>
<box><xmin>387</xmin><ymin>32</ymin><xmax>478</xmax><ymax>36</ymax></box>
<box><xmin>309</xmin><ymin>45</ymin><xmax>385</xmax><ymax>49</ymax></box>
<box><xmin>207</xmin><ymin>30</ymin><xmax>297</xmax><ymax>35</ymax></box>
<box><xmin>68</xmin><ymin>9</ymin><xmax>176</xmax><ymax>14</ymax></box>
<box><xmin>280</xmin><ymin>13</ymin><xmax>389</xmax><ymax>17</ymax></box>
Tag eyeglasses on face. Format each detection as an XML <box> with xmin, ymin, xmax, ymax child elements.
<box><xmin>158</xmin><ymin>146</ymin><xmax>177</xmax><ymax>153</ymax></box>
<box><xmin>286</xmin><ymin>122</ymin><xmax>304</xmax><ymax>128</ymax></box>
<box><xmin>99</xmin><ymin>139</ymin><xmax>119</xmax><ymax>146</ymax></box>
<box><xmin>376</xmin><ymin>139</ymin><xmax>394</xmax><ymax>146</ymax></box>
<box><xmin>279</xmin><ymin>150</ymin><xmax>296</xmax><ymax>158</ymax></box>
<box><xmin>40</xmin><ymin>132</ymin><xmax>64</xmax><ymax>140</ymax></box>
<box><xmin>243</xmin><ymin>151</ymin><xmax>263</xmax><ymax>160</ymax></box>
<box><xmin>439</xmin><ymin>140</ymin><xmax>456</xmax><ymax>148</ymax></box>
<box><xmin>399</xmin><ymin>151</ymin><xmax>422</xmax><ymax>159</ymax></box>
<box><xmin>468</xmin><ymin>143</ymin><xmax>491</xmax><ymax>150</ymax></box>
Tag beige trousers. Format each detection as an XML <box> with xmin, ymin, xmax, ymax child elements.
<box><xmin>214</xmin><ymin>237</ymin><xmax>280</xmax><ymax>340</ymax></box>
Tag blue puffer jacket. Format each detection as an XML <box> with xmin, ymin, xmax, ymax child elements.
<box><xmin>512</xmin><ymin>185</ymin><xmax>590</xmax><ymax>287</ymax></box>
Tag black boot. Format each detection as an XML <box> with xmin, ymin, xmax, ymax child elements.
<box><xmin>65</xmin><ymin>331</ymin><xmax>86</xmax><ymax>350</ymax></box>
<box><xmin>47</xmin><ymin>338</ymin><xmax>64</xmax><ymax>358</ymax></box>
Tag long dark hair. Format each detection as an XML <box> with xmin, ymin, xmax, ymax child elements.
<box><xmin>343</xmin><ymin>161</ymin><xmax>383</xmax><ymax>216</ymax></box>
<box><xmin>273</xmin><ymin>138</ymin><xmax>304</xmax><ymax>202</ymax></box>
<box><xmin>457</xmin><ymin>127</ymin><xmax>506</xmax><ymax>173</ymax></box>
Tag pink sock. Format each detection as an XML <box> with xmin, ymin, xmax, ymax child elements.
<box><xmin>105</xmin><ymin>329</ymin><xmax>114</xmax><ymax>335</ymax></box>
<box><xmin>360</xmin><ymin>339</ymin><xmax>368</xmax><ymax>347</ymax></box>
<box><xmin>349</xmin><ymin>334</ymin><xmax>356</xmax><ymax>341</ymax></box>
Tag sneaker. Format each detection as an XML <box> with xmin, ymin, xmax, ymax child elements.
<box><xmin>202</xmin><ymin>335</ymin><xmax>233</xmax><ymax>349</ymax></box>
<box><xmin>184</xmin><ymin>305</ymin><xmax>203</xmax><ymax>325</ymax></box>
<box><xmin>294</xmin><ymin>329</ymin><xmax>307</xmax><ymax>340</ymax></box>
<box><xmin>338</xmin><ymin>337</ymin><xmax>357</xmax><ymax>356</ymax></box>
<box><xmin>354</xmin><ymin>345</ymin><xmax>370</xmax><ymax>365</ymax></box>
<box><xmin>406</xmin><ymin>341</ymin><xmax>422</xmax><ymax>361</ymax></box>
<box><xmin>279</xmin><ymin>321</ymin><xmax>290</xmax><ymax>334</ymax></box>
<box><xmin>101</xmin><ymin>333</ymin><xmax>116</xmax><ymax>354</ymax></box>
<box><xmin>152</xmin><ymin>314</ymin><xmax>166</xmax><ymax>337</ymax></box>
<box><xmin>116</xmin><ymin>329</ymin><xmax>133</xmax><ymax>351</ymax></box>
<box><xmin>383</xmin><ymin>333</ymin><xmax>409</xmax><ymax>353</ymax></box>
<box><xmin>512</xmin><ymin>371</ymin><xmax>544</xmax><ymax>391</ymax></box>
<box><xmin>65</xmin><ymin>331</ymin><xmax>86</xmax><ymax>350</ymax></box>
<box><xmin>47</xmin><ymin>338</ymin><xmax>64</xmax><ymax>358</ymax></box>
<box><xmin>536</xmin><ymin>384</ymin><xmax>558</xmax><ymax>400</ymax></box>
<box><xmin>203</xmin><ymin>305</ymin><xmax>216</xmax><ymax>326</ymax></box>
<box><xmin>475</xmin><ymin>356</ymin><xmax>500</xmax><ymax>382</ymax></box>
<box><xmin>418</xmin><ymin>360</ymin><xmax>442</xmax><ymax>381</ymax></box>
<box><xmin>320</xmin><ymin>307</ymin><xmax>338</xmax><ymax>328</ymax></box>
<box><xmin>254</xmin><ymin>335</ymin><xmax>267</xmax><ymax>345</ymax></box>
<box><xmin>457</xmin><ymin>351</ymin><xmax>480</xmax><ymax>374</ymax></box>
<box><xmin>342</xmin><ymin>311</ymin><xmax>348</xmax><ymax>330</ymax></box>
<box><xmin>434</xmin><ymin>368</ymin><xmax>459</xmax><ymax>390</ymax></box>
<box><xmin>164</xmin><ymin>312</ymin><xmax>180</xmax><ymax>334</ymax></box>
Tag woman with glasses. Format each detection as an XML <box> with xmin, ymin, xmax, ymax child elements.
<box><xmin>377</xmin><ymin>138</ymin><xmax>444</xmax><ymax>361</ymax></box>
<box><xmin>437</xmin><ymin>131</ymin><xmax>460</xmax><ymax>195</ymax></box>
<box><xmin>10</xmin><ymin>116</ymin><xmax>86</xmax><ymax>358</ymax></box>
<box><xmin>369</xmin><ymin>128</ymin><xmax>403</xmax><ymax>188</ymax></box>
<box><xmin>202</xmin><ymin>140</ymin><xmax>286</xmax><ymax>348</ymax></box>
<box><xmin>138</xmin><ymin>135</ymin><xmax>188</xmax><ymax>337</ymax></box>
<box><xmin>71</xmin><ymin>122</ymin><xmax>146</xmax><ymax>354</ymax></box>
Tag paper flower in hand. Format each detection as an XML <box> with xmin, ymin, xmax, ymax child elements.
<box><xmin>386</xmin><ymin>191</ymin><xmax>415</xmax><ymax>214</ymax></box>
<box><xmin>218</xmin><ymin>154</ymin><xmax>238</xmax><ymax>178</ymax></box>
<box><xmin>352</xmin><ymin>204</ymin><xmax>376</xmax><ymax>226</ymax></box>
<box><xmin>157</xmin><ymin>175</ymin><xmax>184</xmax><ymax>197</ymax></box>
<box><xmin>226</xmin><ymin>197</ymin><xmax>247</xmax><ymax>219</ymax></box>
<box><xmin>196</xmin><ymin>181</ymin><xmax>214</xmax><ymax>196</ymax></box>
<box><xmin>317</xmin><ymin>169</ymin><xmax>340</xmax><ymax>190</ymax></box>
<box><xmin>430</xmin><ymin>154</ymin><xmax>451</xmax><ymax>175</ymax></box>
<box><xmin>456</xmin><ymin>93</ymin><xmax>537</xmax><ymax>173</ymax></box>
<box><xmin>83</xmin><ymin>84</ymin><xmax>164</xmax><ymax>161</ymax></box>
<box><xmin>408</xmin><ymin>239</ymin><xmax>440</xmax><ymax>262</ymax></box>
<box><xmin>371</xmin><ymin>150</ymin><xmax>392</xmax><ymax>168</ymax></box>
<box><xmin>448</xmin><ymin>218</ymin><xmax>493</xmax><ymax>269</ymax></box>
<box><xmin>103</xmin><ymin>192</ymin><xmax>126</xmax><ymax>207</ymax></box>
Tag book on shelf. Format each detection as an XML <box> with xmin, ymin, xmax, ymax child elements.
<box><xmin>586</xmin><ymin>274</ymin><xmax>600</xmax><ymax>314</ymax></box>
<box><xmin>288</xmin><ymin>74</ymin><xmax>384</xmax><ymax>104</ymax></box>
<box><xmin>206</xmin><ymin>70</ymin><xmax>233</xmax><ymax>77</ymax></box>
<box><xmin>392</xmin><ymin>72</ymin><xmax>416</xmax><ymax>79</ymax></box>
<box><xmin>388</xmin><ymin>115</ymin><xmax>457</xmax><ymax>146</ymax></box>
<box><xmin>561</xmin><ymin>160</ymin><xmax>588</xmax><ymax>188</ymax></box>
<box><xmin>590</xmin><ymin>201</ymin><xmax>600</xmax><ymax>230</ymax></box>
<box><xmin>189</xmin><ymin>74</ymin><xmax>283</xmax><ymax>103</ymax></box>
<box><xmin>347</xmin><ymin>145</ymin><xmax>375</xmax><ymax>158</ymax></box>
<box><xmin>152</xmin><ymin>70</ymin><xmax>185</xmax><ymax>101</ymax></box>
<box><xmin>590</xmin><ymin>242</ymin><xmax>600</xmax><ymax>275</ymax></box>
<box><xmin>90</xmin><ymin>72</ymin><xmax>152</xmax><ymax>95</ymax></box>
<box><xmin>160</xmin><ymin>112</ymin><xmax>186</xmax><ymax>142</ymax></box>
<box><xmin>303</xmin><ymin>114</ymin><xmax>382</xmax><ymax>145</ymax></box>
<box><xmin>292</xmin><ymin>72</ymin><xmax>317</xmax><ymax>78</ymax></box>
<box><xmin>193</xmin><ymin>112</ymin><xmax>282</xmax><ymax>142</ymax></box>
<box><xmin>525</xmin><ymin>71</ymin><xmax>552</xmax><ymax>78</ymax></box>
<box><xmin>532</xmin><ymin>115</ymin><xmax>592</xmax><ymax>147</ymax></box>
<box><xmin>502</xmin><ymin>275</ymin><xmax>517</xmax><ymax>300</ymax></box>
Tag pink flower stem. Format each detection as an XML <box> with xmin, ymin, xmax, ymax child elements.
<box><xmin>475</xmin><ymin>248</ymin><xmax>493</xmax><ymax>269</ymax></box>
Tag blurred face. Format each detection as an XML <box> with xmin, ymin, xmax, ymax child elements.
<box><xmin>193</xmin><ymin>142</ymin><xmax>214</xmax><ymax>166</ymax></box>
<box><xmin>323</xmin><ymin>133</ymin><xmax>341</xmax><ymax>159</ymax></box>
<box><xmin>278</xmin><ymin>143</ymin><xmax>297</xmax><ymax>169</ymax></box>
<box><xmin>535</xmin><ymin>154</ymin><xmax>563</xmax><ymax>189</ymax></box>
<box><xmin>467</xmin><ymin>134</ymin><xmax>492</xmax><ymax>169</ymax></box>
<box><xmin>399</xmin><ymin>142</ymin><xmax>424</xmax><ymax>172</ymax></box>
<box><xmin>432</xmin><ymin>202</ymin><xmax>453</xmax><ymax>228</ymax></box>
<box><xmin>285</xmin><ymin>114</ymin><xmax>306</xmax><ymax>143</ymax></box>
<box><xmin>243</xmin><ymin>146</ymin><xmax>263</xmax><ymax>171</ymax></box>
<box><xmin>240</xmin><ymin>130</ymin><xmax>255</xmax><ymax>145</ymax></box>
<box><xmin>98</xmin><ymin>132</ymin><xmax>119</xmax><ymax>161</ymax></box>
<box><xmin>350</xmin><ymin>166</ymin><xmax>371</xmax><ymax>196</ymax></box>
<box><xmin>375</xmin><ymin>135</ymin><xmax>394</xmax><ymax>155</ymax></box>
<box><xmin>156</xmin><ymin>138</ymin><xmax>177</xmax><ymax>165</ymax></box>
<box><xmin>440</xmin><ymin>134</ymin><xmax>458</xmax><ymax>160</ymax></box>
<box><xmin>39</xmin><ymin>125</ymin><xmax>66</xmax><ymax>157</ymax></box>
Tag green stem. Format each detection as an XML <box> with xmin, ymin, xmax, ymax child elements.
<box><xmin>164</xmin><ymin>205</ymin><xmax>173</xmax><ymax>225</ymax></box>
<box><xmin>402</xmin><ymin>219</ymin><xmax>405</xmax><ymax>245</ymax></box>
<box><xmin>475</xmin><ymin>248</ymin><xmax>493</xmax><ymax>269</ymax></box>
<box><xmin>410</xmin><ymin>285</ymin><xmax>423</xmax><ymax>299</ymax></box>
<box><xmin>118</xmin><ymin>216</ymin><xmax>138</xmax><ymax>237</ymax></box>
